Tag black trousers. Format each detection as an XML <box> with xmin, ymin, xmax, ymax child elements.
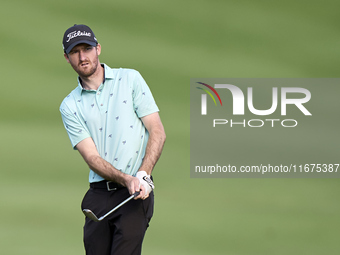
<box><xmin>81</xmin><ymin>185</ymin><xmax>154</xmax><ymax>255</ymax></box>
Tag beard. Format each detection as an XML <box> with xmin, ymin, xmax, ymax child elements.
<box><xmin>72</xmin><ymin>56</ymin><xmax>100</xmax><ymax>78</ymax></box>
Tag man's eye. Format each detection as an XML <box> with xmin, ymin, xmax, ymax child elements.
<box><xmin>86</xmin><ymin>47</ymin><xmax>93</xmax><ymax>51</ymax></box>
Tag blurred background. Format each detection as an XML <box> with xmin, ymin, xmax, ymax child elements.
<box><xmin>1</xmin><ymin>0</ymin><xmax>339</xmax><ymax>254</ymax></box>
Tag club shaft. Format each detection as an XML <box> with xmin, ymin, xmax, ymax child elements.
<box><xmin>99</xmin><ymin>194</ymin><xmax>135</xmax><ymax>221</ymax></box>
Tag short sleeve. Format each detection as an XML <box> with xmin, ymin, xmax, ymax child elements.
<box><xmin>60</xmin><ymin>102</ymin><xmax>91</xmax><ymax>149</ymax></box>
<box><xmin>132</xmin><ymin>71</ymin><xmax>159</xmax><ymax>118</ymax></box>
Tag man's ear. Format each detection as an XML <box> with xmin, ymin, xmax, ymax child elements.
<box><xmin>96</xmin><ymin>43</ymin><xmax>101</xmax><ymax>56</ymax></box>
<box><xmin>64</xmin><ymin>53</ymin><xmax>70</xmax><ymax>63</ymax></box>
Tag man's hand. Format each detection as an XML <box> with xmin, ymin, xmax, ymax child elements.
<box><xmin>123</xmin><ymin>175</ymin><xmax>148</xmax><ymax>200</ymax></box>
<box><xmin>136</xmin><ymin>171</ymin><xmax>154</xmax><ymax>199</ymax></box>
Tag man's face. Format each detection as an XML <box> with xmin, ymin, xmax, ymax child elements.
<box><xmin>64</xmin><ymin>43</ymin><xmax>101</xmax><ymax>78</ymax></box>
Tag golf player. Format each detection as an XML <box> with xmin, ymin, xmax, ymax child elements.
<box><xmin>59</xmin><ymin>24</ymin><xmax>166</xmax><ymax>255</ymax></box>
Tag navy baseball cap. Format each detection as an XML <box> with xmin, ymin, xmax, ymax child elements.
<box><xmin>62</xmin><ymin>24</ymin><xmax>98</xmax><ymax>54</ymax></box>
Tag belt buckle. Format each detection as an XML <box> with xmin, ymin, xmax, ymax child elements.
<box><xmin>106</xmin><ymin>181</ymin><xmax>117</xmax><ymax>191</ymax></box>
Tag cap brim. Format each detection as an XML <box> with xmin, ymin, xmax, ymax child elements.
<box><xmin>65</xmin><ymin>40</ymin><xmax>97</xmax><ymax>54</ymax></box>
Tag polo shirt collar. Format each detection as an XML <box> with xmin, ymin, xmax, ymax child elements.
<box><xmin>103</xmin><ymin>63</ymin><xmax>114</xmax><ymax>80</ymax></box>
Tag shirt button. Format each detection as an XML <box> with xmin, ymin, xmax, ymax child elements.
<box><xmin>101</xmin><ymin>104</ymin><xmax>103</xmax><ymax>106</ymax></box>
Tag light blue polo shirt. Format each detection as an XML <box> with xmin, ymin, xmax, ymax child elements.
<box><xmin>60</xmin><ymin>64</ymin><xmax>159</xmax><ymax>183</ymax></box>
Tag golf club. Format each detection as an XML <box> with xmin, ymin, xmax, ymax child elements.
<box><xmin>82</xmin><ymin>191</ymin><xmax>140</xmax><ymax>222</ymax></box>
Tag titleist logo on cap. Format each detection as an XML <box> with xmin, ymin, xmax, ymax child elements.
<box><xmin>66</xmin><ymin>30</ymin><xmax>92</xmax><ymax>43</ymax></box>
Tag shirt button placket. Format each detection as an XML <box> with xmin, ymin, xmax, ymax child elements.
<box><xmin>96</xmin><ymin>91</ymin><xmax>106</xmax><ymax>114</ymax></box>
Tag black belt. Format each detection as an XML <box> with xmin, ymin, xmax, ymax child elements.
<box><xmin>90</xmin><ymin>180</ymin><xmax>124</xmax><ymax>191</ymax></box>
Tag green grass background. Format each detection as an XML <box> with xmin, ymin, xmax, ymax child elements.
<box><xmin>1</xmin><ymin>0</ymin><xmax>340</xmax><ymax>254</ymax></box>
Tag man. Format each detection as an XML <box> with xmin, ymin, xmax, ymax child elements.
<box><xmin>59</xmin><ymin>24</ymin><xmax>166</xmax><ymax>255</ymax></box>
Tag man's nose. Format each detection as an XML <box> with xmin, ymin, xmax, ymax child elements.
<box><xmin>79</xmin><ymin>50</ymin><xmax>87</xmax><ymax>61</ymax></box>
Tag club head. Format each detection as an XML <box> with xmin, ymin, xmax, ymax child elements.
<box><xmin>82</xmin><ymin>209</ymin><xmax>100</xmax><ymax>222</ymax></box>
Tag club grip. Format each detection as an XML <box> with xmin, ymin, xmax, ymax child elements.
<box><xmin>133</xmin><ymin>191</ymin><xmax>140</xmax><ymax>197</ymax></box>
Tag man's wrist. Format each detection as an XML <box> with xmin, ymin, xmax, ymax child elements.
<box><xmin>137</xmin><ymin>170</ymin><xmax>152</xmax><ymax>177</ymax></box>
<box><xmin>137</xmin><ymin>170</ymin><xmax>149</xmax><ymax>177</ymax></box>
<box><xmin>118</xmin><ymin>172</ymin><xmax>133</xmax><ymax>188</ymax></box>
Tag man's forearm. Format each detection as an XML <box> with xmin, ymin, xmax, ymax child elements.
<box><xmin>138</xmin><ymin>126</ymin><xmax>166</xmax><ymax>175</ymax></box>
<box><xmin>85</xmin><ymin>154</ymin><xmax>130</xmax><ymax>186</ymax></box>
<box><xmin>84</xmin><ymin>154</ymin><xmax>145</xmax><ymax>198</ymax></box>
